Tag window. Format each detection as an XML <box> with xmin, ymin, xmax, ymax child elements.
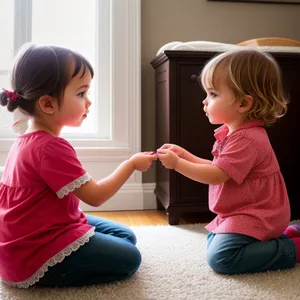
<box><xmin>31</xmin><ymin>0</ymin><xmax>99</xmax><ymax>137</ymax></box>
<box><xmin>0</xmin><ymin>0</ymin><xmax>14</xmax><ymax>137</ymax></box>
<box><xmin>0</xmin><ymin>0</ymin><xmax>146</xmax><ymax>211</ymax></box>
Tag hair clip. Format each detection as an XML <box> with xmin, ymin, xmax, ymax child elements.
<box><xmin>2</xmin><ymin>88</ymin><xmax>20</xmax><ymax>102</ymax></box>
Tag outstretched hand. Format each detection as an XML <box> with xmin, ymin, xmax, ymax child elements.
<box><xmin>159</xmin><ymin>143</ymin><xmax>186</xmax><ymax>159</ymax></box>
<box><xmin>129</xmin><ymin>152</ymin><xmax>158</xmax><ymax>172</ymax></box>
<box><xmin>157</xmin><ymin>148</ymin><xmax>179</xmax><ymax>169</ymax></box>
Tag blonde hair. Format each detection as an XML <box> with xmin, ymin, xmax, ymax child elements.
<box><xmin>200</xmin><ymin>49</ymin><xmax>288</xmax><ymax>126</ymax></box>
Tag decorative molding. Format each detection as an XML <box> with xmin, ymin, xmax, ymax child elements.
<box><xmin>79</xmin><ymin>182</ymin><xmax>156</xmax><ymax>211</ymax></box>
<box><xmin>142</xmin><ymin>183</ymin><xmax>157</xmax><ymax>210</ymax></box>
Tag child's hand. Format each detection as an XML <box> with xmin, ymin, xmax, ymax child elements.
<box><xmin>158</xmin><ymin>144</ymin><xmax>186</xmax><ymax>159</ymax></box>
<box><xmin>157</xmin><ymin>149</ymin><xmax>179</xmax><ymax>169</ymax></box>
<box><xmin>129</xmin><ymin>152</ymin><xmax>157</xmax><ymax>172</ymax></box>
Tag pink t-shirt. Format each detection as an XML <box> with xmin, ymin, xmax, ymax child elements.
<box><xmin>0</xmin><ymin>131</ymin><xmax>95</xmax><ymax>288</ymax></box>
<box><xmin>205</xmin><ymin>120</ymin><xmax>290</xmax><ymax>241</ymax></box>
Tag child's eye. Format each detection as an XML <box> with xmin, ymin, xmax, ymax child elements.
<box><xmin>210</xmin><ymin>93</ymin><xmax>217</xmax><ymax>98</ymax></box>
<box><xmin>77</xmin><ymin>92</ymin><xmax>85</xmax><ymax>98</ymax></box>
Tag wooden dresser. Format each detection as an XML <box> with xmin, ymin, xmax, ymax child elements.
<box><xmin>151</xmin><ymin>50</ymin><xmax>300</xmax><ymax>225</ymax></box>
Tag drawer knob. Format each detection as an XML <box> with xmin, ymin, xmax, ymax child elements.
<box><xmin>191</xmin><ymin>74</ymin><xmax>199</xmax><ymax>82</ymax></box>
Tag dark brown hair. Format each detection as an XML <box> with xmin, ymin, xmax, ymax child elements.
<box><xmin>0</xmin><ymin>43</ymin><xmax>94</xmax><ymax>114</ymax></box>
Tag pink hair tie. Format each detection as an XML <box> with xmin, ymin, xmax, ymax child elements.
<box><xmin>2</xmin><ymin>88</ymin><xmax>20</xmax><ymax>102</ymax></box>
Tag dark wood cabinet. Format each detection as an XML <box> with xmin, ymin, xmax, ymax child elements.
<box><xmin>151</xmin><ymin>50</ymin><xmax>300</xmax><ymax>225</ymax></box>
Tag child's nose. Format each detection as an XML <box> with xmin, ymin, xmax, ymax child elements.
<box><xmin>86</xmin><ymin>99</ymin><xmax>92</xmax><ymax>107</ymax></box>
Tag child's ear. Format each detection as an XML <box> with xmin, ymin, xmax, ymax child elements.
<box><xmin>37</xmin><ymin>95</ymin><xmax>57</xmax><ymax>115</ymax></box>
<box><xmin>239</xmin><ymin>95</ymin><xmax>253</xmax><ymax>113</ymax></box>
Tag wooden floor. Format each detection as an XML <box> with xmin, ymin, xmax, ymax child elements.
<box><xmin>86</xmin><ymin>210</ymin><xmax>211</xmax><ymax>226</ymax></box>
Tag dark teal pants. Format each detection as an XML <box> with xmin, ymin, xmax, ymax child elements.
<box><xmin>206</xmin><ymin>232</ymin><xmax>296</xmax><ymax>274</ymax></box>
<box><xmin>36</xmin><ymin>214</ymin><xmax>141</xmax><ymax>287</ymax></box>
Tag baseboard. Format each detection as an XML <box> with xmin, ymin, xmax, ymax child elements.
<box><xmin>80</xmin><ymin>182</ymin><xmax>156</xmax><ymax>211</ymax></box>
<box><xmin>142</xmin><ymin>183</ymin><xmax>157</xmax><ymax>210</ymax></box>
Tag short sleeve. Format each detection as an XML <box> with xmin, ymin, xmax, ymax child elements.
<box><xmin>213</xmin><ymin>136</ymin><xmax>257</xmax><ymax>184</ymax></box>
<box><xmin>39</xmin><ymin>137</ymin><xmax>91</xmax><ymax>198</ymax></box>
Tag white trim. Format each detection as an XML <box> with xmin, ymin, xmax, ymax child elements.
<box><xmin>57</xmin><ymin>173</ymin><xmax>92</xmax><ymax>199</ymax></box>
<box><xmin>14</xmin><ymin>0</ymin><xmax>32</xmax><ymax>54</ymax></box>
<box><xmin>79</xmin><ymin>182</ymin><xmax>157</xmax><ymax>211</ymax></box>
<box><xmin>95</xmin><ymin>0</ymin><xmax>111</xmax><ymax>140</ymax></box>
<box><xmin>142</xmin><ymin>183</ymin><xmax>157</xmax><ymax>210</ymax></box>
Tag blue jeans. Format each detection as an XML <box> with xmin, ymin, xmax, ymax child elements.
<box><xmin>36</xmin><ymin>214</ymin><xmax>141</xmax><ymax>287</ymax></box>
<box><xmin>206</xmin><ymin>232</ymin><xmax>296</xmax><ymax>274</ymax></box>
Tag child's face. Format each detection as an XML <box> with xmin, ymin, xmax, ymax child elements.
<box><xmin>55</xmin><ymin>67</ymin><xmax>92</xmax><ymax>128</ymax></box>
<box><xmin>202</xmin><ymin>76</ymin><xmax>241</xmax><ymax>127</ymax></box>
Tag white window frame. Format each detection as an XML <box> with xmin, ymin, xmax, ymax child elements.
<box><xmin>0</xmin><ymin>0</ymin><xmax>155</xmax><ymax>211</ymax></box>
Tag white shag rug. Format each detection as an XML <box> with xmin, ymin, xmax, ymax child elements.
<box><xmin>1</xmin><ymin>223</ymin><xmax>300</xmax><ymax>300</ymax></box>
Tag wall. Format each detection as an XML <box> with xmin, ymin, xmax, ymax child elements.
<box><xmin>141</xmin><ymin>0</ymin><xmax>300</xmax><ymax>183</ymax></box>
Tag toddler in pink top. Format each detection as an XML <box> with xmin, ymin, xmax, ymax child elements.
<box><xmin>0</xmin><ymin>44</ymin><xmax>157</xmax><ymax>288</ymax></box>
<box><xmin>157</xmin><ymin>49</ymin><xmax>299</xmax><ymax>274</ymax></box>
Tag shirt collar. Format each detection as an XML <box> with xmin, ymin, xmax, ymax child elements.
<box><xmin>214</xmin><ymin>120</ymin><xmax>264</xmax><ymax>142</ymax></box>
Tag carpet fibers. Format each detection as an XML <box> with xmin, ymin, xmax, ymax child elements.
<box><xmin>1</xmin><ymin>223</ymin><xmax>300</xmax><ymax>300</ymax></box>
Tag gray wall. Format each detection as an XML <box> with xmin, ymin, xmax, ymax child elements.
<box><xmin>141</xmin><ymin>0</ymin><xmax>300</xmax><ymax>182</ymax></box>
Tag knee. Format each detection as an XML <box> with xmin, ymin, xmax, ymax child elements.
<box><xmin>125</xmin><ymin>246</ymin><xmax>142</xmax><ymax>277</ymax></box>
<box><xmin>206</xmin><ymin>248</ymin><xmax>235</xmax><ymax>275</ymax></box>
<box><xmin>132</xmin><ymin>246</ymin><xmax>142</xmax><ymax>267</ymax></box>
<box><xmin>127</xmin><ymin>229</ymin><xmax>137</xmax><ymax>245</ymax></box>
<box><xmin>117</xmin><ymin>227</ymin><xmax>137</xmax><ymax>245</ymax></box>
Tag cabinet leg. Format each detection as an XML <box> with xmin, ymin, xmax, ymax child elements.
<box><xmin>168</xmin><ymin>213</ymin><xmax>180</xmax><ymax>225</ymax></box>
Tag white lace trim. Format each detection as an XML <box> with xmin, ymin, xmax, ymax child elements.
<box><xmin>1</xmin><ymin>227</ymin><xmax>95</xmax><ymax>289</ymax></box>
<box><xmin>56</xmin><ymin>173</ymin><xmax>92</xmax><ymax>198</ymax></box>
